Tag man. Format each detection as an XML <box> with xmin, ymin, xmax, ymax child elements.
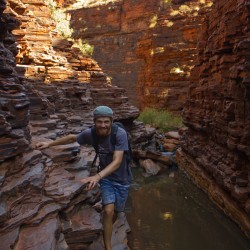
<box><xmin>36</xmin><ymin>106</ymin><xmax>132</xmax><ymax>250</ymax></box>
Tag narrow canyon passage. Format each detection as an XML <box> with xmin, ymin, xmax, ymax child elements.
<box><xmin>0</xmin><ymin>0</ymin><xmax>249</xmax><ymax>249</ymax></box>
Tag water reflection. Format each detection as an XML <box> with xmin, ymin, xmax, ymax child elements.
<box><xmin>126</xmin><ymin>169</ymin><xmax>250</xmax><ymax>250</ymax></box>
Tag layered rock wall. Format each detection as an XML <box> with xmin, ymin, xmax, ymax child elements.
<box><xmin>9</xmin><ymin>0</ymin><xmax>139</xmax><ymax>121</ymax></box>
<box><xmin>0</xmin><ymin>0</ymin><xmax>30</xmax><ymax>163</ymax></box>
<box><xmin>177</xmin><ymin>0</ymin><xmax>250</xmax><ymax>237</ymax></box>
<box><xmin>69</xmin><ymin>0</ymin><xmax>212</xmax><ymax>110</ymax></box>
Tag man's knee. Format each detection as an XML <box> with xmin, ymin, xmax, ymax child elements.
<box><xmin>104</xmin><ymin>204</ymin><xmax>114</xmax><ymax>218</ymax></box>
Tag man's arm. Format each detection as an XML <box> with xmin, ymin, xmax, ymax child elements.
<box><xmin>81</xmin><ymin>150</ymin><xmax>124</xmax><ymax>190</ymax></box>
<box><xmin>36</xmin><ymin>134</ymin><xmax>77</xmax><ymax>149</ymax></box>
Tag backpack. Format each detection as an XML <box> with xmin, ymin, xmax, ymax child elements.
<box><xmin>91</xmin><ymin>122</ymin><xmax>133</xmax><ymax>169</ymax></box>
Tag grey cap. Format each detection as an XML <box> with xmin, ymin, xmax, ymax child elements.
<box><xmin>93</xmin><ymin>106</ymin><xmax>113</xmax><ymax>118</ymax></box>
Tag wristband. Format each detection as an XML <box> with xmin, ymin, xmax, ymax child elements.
<box><xmin>97</xmin><ymin>173</ymin><xmax>102</xmax><ymax>180</ymax></box>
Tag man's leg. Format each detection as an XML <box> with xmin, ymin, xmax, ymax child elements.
<box><xmin>103</xmin><ymin>203</ymin><xmax>115</xmax><ymax>250</ymax></box>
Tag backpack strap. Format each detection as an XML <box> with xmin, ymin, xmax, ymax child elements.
<box><xmin>112</xmin><ymin>124</ymin><xmax>133</xmax><ymax>180</ymax></box>
<box><xmin>110</xmin><ymin>123</ymin><xmax>119</xmax><ymax>147</ymax></box>
<box><xmin>91</xmin><ymin>126</ymin><xmax>99</xmax><ymax>168</ymax></box>
<box><xmin>111</xmin><ymin>123</ymin><xmax>130</xmax><ymax>160</ymax></box>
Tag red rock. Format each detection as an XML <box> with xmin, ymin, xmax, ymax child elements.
<box><xmin>0</xmin><ymin>228</ymin><xmax>19</xmax><ymax>250</ymax></box>
<box><xmin>63</xmin><ymin>206</ymin><xmax>102</xmax><ymax>249</ymax></box>
<box><xmin>44</xmin><ymin>166</ymin><xmax>86</xmax><ymax>204</ymax></box>
<box><xmin>177</xmin><ymin>0</ymin><xmax>250</xmax><ymax>237</ymax></box>
<box><xmin>88</xmin><ymin>211</ymin><xmax>130</xmax><ymax>250</ymax></box>
<box><xmin>133</xmin><ymin>149</ymin><xmax>173</xmax><ymax>165</ymax></box>
<box><xmin>163</xmin><ymin>138</ymin><xmax>180</xmax><ymax>145</ymax></box>
<box><xmin>27</xmin><ymin>203</ymin><xmax>62</xmax><ymax>225</ymax></box>
<box><xmin>42</xmin><ymin>143</ymin><xmax>80</xmax><ymax>162</ymax></box>
<box><xmin>69</xmin><ymin>0</ymin><xmax>213</xmax><ymax>110</ymax></box>
<box><xmin>139</xmin><ymin>158</ymin><xmax>161</xmax><ymax>176</ymax></box>
<box><xmin>0</xmin><ymin>1</ymin><xmax>147</xmax><ymax>249</ymax></box>
<box><xmin>14</xmin><ymin>216</ymin><xmax>60</xmax><ymax>250</ymax></box>
<box><xmin>163</xmin><ymin>142</ymin><xmax>178</xmax><ymax>152</ymax></box>
<box><xmin>165</xmin><ymin>131</ymin><xmax>181</xmax><ymax>139</ymax></box>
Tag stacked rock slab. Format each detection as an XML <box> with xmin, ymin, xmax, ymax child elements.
<box><xmin>177</xmin><ymin>0</ymin><xmax>250</xmax><ymax>237</ymax></box>
<box><xmin>0</xmin><ymin>0</ymin><xmax>30</xmax><ymax>163</ymax></box>
<box><xmin>0</xmin><ymin>0</ymin><xmax>150</xmax><ymax>249</ymax></box>
<box><xmin>68</xmin><ymin>0</ymin><xmax>212</xmax><ymax>111</ymax></box>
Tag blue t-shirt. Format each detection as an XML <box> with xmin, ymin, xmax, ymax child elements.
<box><xmin>77</xmin><ymin>127</ymin><xmax>132</xmax><ymax>184</ymax></box>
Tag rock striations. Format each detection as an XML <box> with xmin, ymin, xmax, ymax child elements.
<box><xmin>69</xmin><ymin>0</ymin><xmax>213</xmax><ymax>111</ymax></box>
<box><xmin>177</xmin><ymin>0</ymin><xmax>250</xmax><ymax>238</ymax></box>
<box><xmin>0</xmin><ymin>0</ymin><xmax>153</xmax><ymax>249</ymax></box>
<box><xmin>1</xmin><ymin>0</ymin><xmax>250</xmax><ymax>247</ymax></box>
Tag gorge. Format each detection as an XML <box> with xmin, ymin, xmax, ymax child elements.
<box><xmin>0</xmin><ymin>0</ymin><xmax>249</xmax><ymax>249</ymax></box>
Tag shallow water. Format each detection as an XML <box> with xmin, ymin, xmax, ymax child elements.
<box><xmin>126</xmin><ymin>168</ymin><xmax>250</xmax><ymax>250</ymax></box>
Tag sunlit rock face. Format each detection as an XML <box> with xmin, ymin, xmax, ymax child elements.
<box><xmin>177</xmin><ymin>0</ymin><xmax>250</xmax><ymax>238</ymax></box>
<box><xmin>6</xmin><ymin>0</ymin><xmax>140</xmax><ymax>121</ymax></box>
<box><xmin>69</xmin><ymin>0</ymin><xmax>212</xmax><ymax>111</ymax></box>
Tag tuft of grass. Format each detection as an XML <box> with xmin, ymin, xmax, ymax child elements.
<box><xmin>137</xmin><ymin>108</ymin><xmax>182</xmax><ymax>132</ymax></box>
<box><xmin>72</xmin><ymin>39</ymin><xmax>94</xmax><ymax>56</ymax></box>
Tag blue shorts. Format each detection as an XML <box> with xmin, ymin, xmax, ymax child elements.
<box><xmin>100</xmin><ymin>179</ymin><xmax>130</xmax><ymax>212</ymax></box>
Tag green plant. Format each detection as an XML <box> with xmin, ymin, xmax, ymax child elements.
<box><xmin>45</xmin><ymin>0</ymin><xmax>94</xmax><ymax>56</ymax></box>
<box><xmin>72</xmin><ymin>39</ymin><xmax>94</xmax><ymax>56</ymax></box>
<box><xmin>137</xmin><ymin>108</ymin><xmax>182</xmax><ymax>132</ymax></box>
<box><xmin>45</xmin><ymin>0</ymin><xmax>73</xmax><ymax>38</ymax></box>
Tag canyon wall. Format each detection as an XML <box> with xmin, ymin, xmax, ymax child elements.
<box><xmin>1</xmin><ymin>0</ymin><xmax>249</xmax><ymax>246</ymax></box>
<box><xmin>69</xmin><ymin>0</ymin><xmax>213</xmax><ymax>110</ymax></box>
<box><xmin>177</xmin><ymin>0</ymin><xmax>250</xmax><ymax>237</ymax></box>
<box><xmin>0</xmin><ymin>0</ymin><xmax>151</xmax><ymax>249</ymax></box>
<box><xmin>0</xmin><ymin>0</ymin><xmax>30</xmax><ymax>163</ymax></box>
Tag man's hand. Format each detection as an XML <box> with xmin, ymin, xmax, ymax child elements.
<box><xmin>81</xmin><ymin>174</ymin><xmax>101</xmax><ymax>191</ymax></box>
<box><xmin>35</xmin><ymin>134</ymin><xmax>77</xmax><ymax>150</ymax></box>
<box><xmin>36</xmin><ymin>142</ymin><xmax>50</xmax><ymax>149</ymax></box>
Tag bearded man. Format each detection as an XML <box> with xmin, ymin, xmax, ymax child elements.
<box><xmin>36</xmin><ymin>106</ymin><xmax>132</xmax><ymax>250</ymax></box>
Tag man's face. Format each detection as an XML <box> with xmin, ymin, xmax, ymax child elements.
<box><xmin>94</xmin><ymin>117</ymin><xmax>112</xmax><ymax>137</ymax></box>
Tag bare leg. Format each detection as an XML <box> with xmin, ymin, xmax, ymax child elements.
<box><xmin>103</xmin><ymin>203</ymin><xmax>115</xmax><ymax>250</ymax></box>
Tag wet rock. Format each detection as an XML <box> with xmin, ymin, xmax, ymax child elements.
<box><xmin>133</xmin><ymin>149</ymin><xmax>173</xmax><ymax>165</ymax></box>
<box><xmin>139</xmin><ymin>158</ymin><xmax>161</xmax><ymax>176</ymax></box>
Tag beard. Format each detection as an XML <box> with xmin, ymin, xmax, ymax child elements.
<box><xmin>95</xmin><ymin>127</ymin><xmax>111</xmax><ymax>137</ymax></box>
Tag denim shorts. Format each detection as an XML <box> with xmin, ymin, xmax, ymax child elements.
<box><xmin>100</xmin><ymin>178</ymin><xmax>130</xmax><ymax>212</ymax></box>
